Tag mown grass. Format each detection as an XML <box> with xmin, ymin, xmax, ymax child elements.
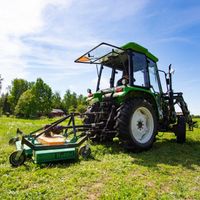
<box><xmin>0</xmin><ymin>117</ymin><xmax>200</xmax><ymax>200</ymax></box>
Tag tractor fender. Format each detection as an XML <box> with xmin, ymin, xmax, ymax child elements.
<box><xmin>123</xmin><ymin>90</ymin><xmax>161</xmax><ymax>120</ymax></box>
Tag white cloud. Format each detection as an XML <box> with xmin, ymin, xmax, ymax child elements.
<box><xmin>101</xmin><ymin>0</ymin><xmax>150</xmax><ymax>21</ymax></box>
<box><xmin>0</xmin><ymin>0</ymin><xmax>72</xmax><ymax>92</ymax></box>
<box><xmin>0</xmin><ymin>0</ymin><xmax>151</xmax><ymax>95</ymax></box>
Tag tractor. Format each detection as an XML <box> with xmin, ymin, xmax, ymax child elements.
<box><xmin>75</xmin><ymin>42</ymin><xmax>195</xmax><ymax>151</ymax></box>
<box><xmin>8</xmin><ymin>42</ymin><xmax>196</xmax><ymax>167</ymax></box>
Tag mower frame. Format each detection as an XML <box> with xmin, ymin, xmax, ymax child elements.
<box><xmin>9</xmin><ymin>113</ymin><xmax>103</xmax><ymax>166</ymax></box>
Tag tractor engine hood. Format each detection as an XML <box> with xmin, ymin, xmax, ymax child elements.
<box><xmin>86</xmin><ymin>86</ymin><xmax>125</xmax><ymax>105</ymax></box>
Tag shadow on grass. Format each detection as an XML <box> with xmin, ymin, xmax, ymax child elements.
<box><xmin>20</xmin><ymin>137</ymin><xmax>200</xmax><ymax>170</ymax></box>
<box><xmin>92</xmin><ymin>137</ymin><xmax>200</xmax><ymax>170</ymax></box>
<box><xmin>132</xmin><ymin>138</ymin><xmax>200</xmax><ymax>170</ymax></box>
<box><xmin>22</xmin><ymin>159</ymin><xmax>81</xmax><ymax>170</ymax></box>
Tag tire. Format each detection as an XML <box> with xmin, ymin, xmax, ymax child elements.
<box><xmin>176</xmin><ymin>116</ymin><xmax>186</xmax><ymax>143</ymax></box>
<box><xmin>79</xmin><ymin>145</ymin><xmax>91</xmax><ymax>159</ymax></box>
<box><xmin>116</xmin><ymin>99</ymin><xmax>157</xmax><ymax>151</ymax></box>
<box><xmin>9</xmin><ymin>151</ymin><xmax>26</xmax><ymax>167</ymax></box>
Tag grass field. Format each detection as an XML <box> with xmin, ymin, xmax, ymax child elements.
<box><xmin>0</xmin><ymin>117</ymin><xmax>200</xmax><ymax>200</ymax></box>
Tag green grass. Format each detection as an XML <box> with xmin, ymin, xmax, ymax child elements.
<box><xmin>0</xmin><ymin>117</ymin><xmax>200</xmax><ymax>200</ymax></box>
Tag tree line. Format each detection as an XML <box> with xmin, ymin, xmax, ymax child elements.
<box><xmin>0</xmin><ymin>78</ymin><xmax>87</xmax><ymax>118</ymax></box>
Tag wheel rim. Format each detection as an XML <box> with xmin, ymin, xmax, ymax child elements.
<box><xmin>130</xmin><ymin>106</ymin><xmax>154</xmax><ymax>144</ymax></box>
<box><xmin>10</xmin><ymin>151</ymin><xmax>25</xmax><ymax>166</ymax></box>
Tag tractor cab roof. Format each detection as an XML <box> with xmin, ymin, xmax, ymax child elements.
<box><xmin>75</xmin><ymin>42</ymin><xmax>158</xmax><ymax>70</ymax></box>
<box><xmin>122</xmin><ymin>42</ymin><xmax>158</xmax><ymax>62</ymax></box>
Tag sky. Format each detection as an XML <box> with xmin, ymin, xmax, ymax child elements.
<box><xmin>0</xmin><ymin>0</ymin><xmax>200</xmax><ymax>114</ymax></box>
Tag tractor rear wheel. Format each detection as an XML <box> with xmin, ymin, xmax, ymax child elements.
<box><xmin>175</xmin><ymin>116</ymin><xmax>186</xmax><ymax>143</ymax></box>
<box><xmin>116</xmin><ymin>99</ymin><xmax>157</xmax><ymax>151</ymax></box>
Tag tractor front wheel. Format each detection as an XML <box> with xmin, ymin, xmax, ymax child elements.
<box><xmin>116</xmin><ymin>99</ymin><xmax>157</xmax><ymax>151</ymax></box>
<box><xmin>175</xmin><ymin>116</ymin><xmax>186</xmax><ymax>143</ymax></box>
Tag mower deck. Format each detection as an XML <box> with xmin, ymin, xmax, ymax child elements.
<box><xmin>9</xmin><ymin>113</ymin><xmax>94</xmax><ymax>167</ymax></box>
<box><xmin>15</xmin><ymin>138</ymin><xmax>78</xmax><ymax>164</ymax></box>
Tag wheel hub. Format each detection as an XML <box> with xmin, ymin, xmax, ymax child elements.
<box><xmin>137</xmin><ymin>120</ymin><xmax>144</xmax><ymax>130</ymax></box>
<box><xmin>131</xmin><ymin>107</ymin><xmax>154</xmax><ymax>144</ymax></box>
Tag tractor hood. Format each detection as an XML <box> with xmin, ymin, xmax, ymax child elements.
<box><xmin>86</xmin><ymin>86</ymin><xmax>125</xmax><ymax>105</ymax></box>
<box><xmin>86</xmin><ymin>85</ymin><xmax>155</xmax><ymax>105</ymax></box>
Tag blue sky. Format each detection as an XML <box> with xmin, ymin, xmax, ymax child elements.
<box><xmin>0</xmin><ymin>0</ymin><xmax>200</xmax><ymax>114</ymax></box>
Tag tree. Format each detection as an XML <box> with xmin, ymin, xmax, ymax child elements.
<box><xmin>0</xmin><ymin>93</ymin><xmax>11</xmax><ymax>115</ymax></box>
<box><xmin>8</xmin><ymin>79</ymin><xmax>29</xmax><ymax>113</ymax></box>
<box><xmin>77</xmin><ymin>104</ymin><xmax>86</xmax><ymax>113</ymax></box>
<box><xmin>0</xmin><ymin>75</ymin><xmax>3</xmax><ymax>94</ymax></box>
<box><xmin>15</xmin><ymin>90</ymin><xmax>37</xmax><ymax>118</ymax></box>
<box><xmin>28</xmin><ymin>81</ymin><xmax>35</xmax><ymax>89</ymax></box>
<box><xmin>0</xmin><ymin>76</ymin><xmax>87</xmax><ymax>118</ymax></box>
<box><xmin>52</xmin><ymin>91</ymin><xmax>62</xmax><ymax>109</ymax></box>
<box><xmin>62</xmin><ymin>90</ymin><xmax>72</xmax><ymax>113</ymax></box>
<box><xmin>0</xmin><ymin>93</ymin><xmax>3</xmax><ymax>115</ymax></box>
<box><xmin>31</xmin><ymin>78</ymin><xmax>52</xmax><ymax>116</ymax></box>
<box><xmin>62</xmin><ymin>90</ymin><xmax>87</xmax><ymax>113</ymax></box>
<box><xmin>77</xmin><ymin>94</ymin><xmax>86</xmax><ymax>105</ymax></box>
<box><xmin>71</xmin><ymin>92</ymin><xmax>77</xmax><ymax>108</ymax></box>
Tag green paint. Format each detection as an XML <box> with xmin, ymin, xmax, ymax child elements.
<box><xmin>16</xmin><ymin>140</ymin><xmax>33</xmax><ymax>156</ymax></box>
<box><xmin>15</xmin><ymin>135</ymin><xmax>79</xmax><ymax>164</ymax></box>
<box><xmin>87</xmin><ymin>85</ymin><xmax>160</xmax><ymax>118</ymax></box>
<box><xmin>33</xmin><ymin>148</ymin><xmax>78</xmax><ymax>164</ymax></box>
<box><xmin>122</xmin><ymin>42</ymin><xmax>158</xmax><ymax>62</ymax></box>
<box><xmin>88</xmin><ymin>86</ymin><xmax>156</xmax><ymax>104</ymax></box>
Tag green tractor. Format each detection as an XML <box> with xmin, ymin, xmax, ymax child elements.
<box><xmin>8</xmin><ymin>42</ymin><xmax>196</xmax><ymax>167</ymax></box>
<box><xmin>75</xmin><ymin>42</ymin><xmax>195</xmax><ymax>151</ymax></box>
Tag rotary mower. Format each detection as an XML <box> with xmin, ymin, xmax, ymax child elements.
<box><xmin>9</xmin><ymin>113</ymin><xmax>97</xmax><ymax>166</ymax></box>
